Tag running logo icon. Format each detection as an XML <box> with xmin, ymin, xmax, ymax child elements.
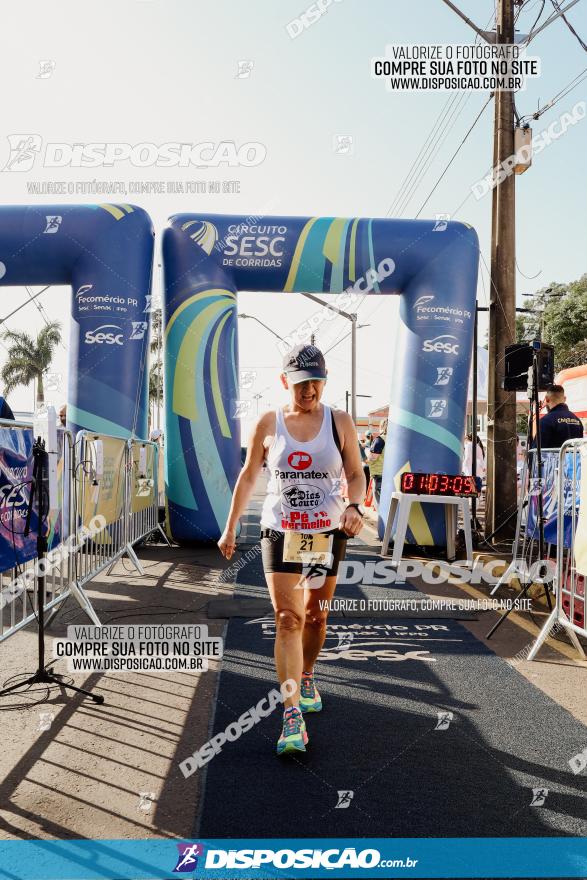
<box><xmin>435</xmin><ymin>366</ymin><xmax>453</xmax><ymax>386</ymax></box>
<box><xmin>236</xmin><ymin>60</ymin><xmax>254</xmax><ymax>78</ymax></box>
<box><xmin>129</xmin><ymin>321</ymin><xmax>148</xmax><ymax>340</ymax></box>
<box><xmin>530</xmin><ymin>788</ymin><xmax>548</xmax><ymax>807</ymax></box>
<box><xmin>173</xmin><ymin>843</ymin><xmax>204</xmax><ymax>872</ymax></box>
<box><xmin>44</xmin><ymin>215</ymin><xmax>62</xmax><ymax>234</ymax></box>
<box><xmin>37</xmin><ymin>60</ymin><xmax>56</xmax><ymax>79</ymax></box>
<box><xmin>432</xmin><ymin>213</ymin><xmax>450</xmax><ymax>232</ymax></box>
<box><xmin>335</xmin><ymin>790</ymin><xmax>354</xmax><ymax>808</ymax></box>
<box><xmin>435</xmin><ymin>711</ymin><xmax>453</xmax><ymax>730</ymax></box>
<box><xmin>2</xmin><ymin>135</ymin><xmax>42</xmax><ymax>171</ymax></box>
<box><xmin>428</xmin><ymin>399</ymin><xmax>448</xmax><ymax>419</ymax></box>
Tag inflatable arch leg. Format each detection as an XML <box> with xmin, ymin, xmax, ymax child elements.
<box><xmin>163</xmin><ymin>215</ymin><xmax>479</xmax><ymax>545</ymax></box>
<box><xmin>0</xmin><ymin>204</ymin><xmax>154</xmax><ymax>438</ymax></box>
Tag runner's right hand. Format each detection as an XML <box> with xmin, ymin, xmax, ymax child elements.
<box><xmin>218</xmin><ymin>527</ymin><xmax>237</xmax><ymax>560</ymax></box>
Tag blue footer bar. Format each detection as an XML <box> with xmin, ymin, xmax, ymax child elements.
<box><xmin>0</xmin><ymin>838</ymin><xmax>586</xmax><ymax>879</ymax></box>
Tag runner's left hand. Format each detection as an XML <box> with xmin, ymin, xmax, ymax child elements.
<box><xmin>339</xmin><ymin>507</ymin><xmax>363</xmax><ymax>537</ymax></box>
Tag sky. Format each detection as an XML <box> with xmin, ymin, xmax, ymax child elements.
<box><xmin>0</xmin><ymin>0</ymin><xmax>585</xmax><ymax>435</ymax></box>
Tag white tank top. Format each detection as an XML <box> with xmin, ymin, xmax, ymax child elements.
<box><xmin>260</xmin><ymin>404</ymin><xmax>345</xmax><ymax>532</ymax></box>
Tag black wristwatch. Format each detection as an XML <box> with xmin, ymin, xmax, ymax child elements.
<box><xmin>346</xmin><ymin>503</ymin><xmax>364</xmax><ymax>517</ymax></box>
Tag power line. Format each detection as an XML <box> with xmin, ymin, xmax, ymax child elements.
<box><xmin>0</xmin><ymin>285</ymin><xmax>51</xmax><ymax>325</ymax></box>
<box><xmin>450</xmin><ymin>65</ymin><xmax>586</xmax><ymax>215</ymax></box>
<box><xmin>525</xmin><ymin>0</ymin><xmax>581</xmax><ymax>45</ymax></box>
<box><xmin>387</xmin><ymin>93</ymin><xmax>462</xmax><ymax>216</ymax></box>
<box><xmin>520</xmin><ymin>66</ymin><xmax>587</xmax><ymax>119</ymax></box>
<box><xmin>549</xmin><ymin>0</ymin><xmax>587</xmax><ymax>49</ymax></box>
<box><xmin>526</xmin><ymin>0</ymin><xmax>547</xmax><ymax>33</ymax></box>
<box><xmin>388</xmin><ymin>6</ymin><xmax>496</xmax><ymax>217</ymax></box>
<box><xmin>414</xmin><ymin>93</ymin><xmax>494</xmax><ymax>218</ymax></box>
<box><xmin>396</xmin><ymin>91</ymin><xmax>473</xmax><ymax>216</ymax></box>
<box><xmin>396</xmin><ymin>10</ymin><xmax>497</xmax><ymax>217</ymax></box>
<box><xmin>25</xmin><ymin>287</ymin><xmax>51</xmax><ymax>327</ymax></box>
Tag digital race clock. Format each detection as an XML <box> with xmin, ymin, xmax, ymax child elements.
<box><xmin>400</xmin><ymin>472</ymin><xmax>479</xmax><ymax>497</ymax></box>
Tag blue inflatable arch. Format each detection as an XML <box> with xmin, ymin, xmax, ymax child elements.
<box><xmin>163</xmin><ymin>214</ymin><xmax>479</xmax><ymax>544</ymax></box>
<box><xmin>0</xmin><ymin>204</ymin><xmax>154</xmax><ymax>438</ymax></box>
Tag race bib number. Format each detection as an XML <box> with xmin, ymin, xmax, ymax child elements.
<box><xmin>283</xmin><ymin>531</ymin><xmax>334</xmax><ymax>567</ymax></box>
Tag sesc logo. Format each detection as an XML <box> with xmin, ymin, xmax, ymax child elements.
<box><xmin>84</xmin><ymin>324</ymin><xmax>124</xmax><ymax>346</ymax></box>
<box><xmin>422</xmin><ymin>335</ymin><xmax>460</xmax><ymax>356</ymax></box>
<box><xmin>288</xmin><ymin>451</ymin><xmax>312</xmax><ymax>470</ymax></box>
<box><xmin>0</xmin><ymin>484</ymin><xmax>27</xmax><ymax>508</ymax></box>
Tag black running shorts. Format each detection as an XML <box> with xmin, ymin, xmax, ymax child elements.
<box><xmin>260</xmin><ymin>528</ymin><xmax>348</xmax><ymax>577</ymax></box>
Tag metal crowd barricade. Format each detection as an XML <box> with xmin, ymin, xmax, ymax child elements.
<box><xmin>0</xmin><ymin>426</ymin><xmax>172</xmax><ymax>647</ymax></box>
<box><xmin>117</xmin><ymin>437</ymin><xmax>170</xmax><ymax>576</ymax></box>
<box><xmin>491</xmin><ymin>447</ymin><xmax>560</xmax><ymax>596</ymax></box>
<box><xmin>0</xmin><ymin>420</ymin><xmax>80</xmax><ymax>642</ymax></box>
<box><xmin>528</xmin><ymin>438</ymin><xmax>587</xmax><ymax>661</ymax></box>
<box><xmin>74</xmin><ymin>429</ymin><xmax>133</xmax><ymax>603</ymax></box>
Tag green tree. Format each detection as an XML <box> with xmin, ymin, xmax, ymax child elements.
<box><xmin>149</xmin><ymin>362</ymin><xmax>164</xmax><ymax>428</ymax></box>
<box><xmin>517</xmin><ymin>275</ymin><xmax>587</xmax><ymax>370</ymax></box>
<box><xmin>1</xmin><ymin>322</ymin><xmax>62</xmax><ymax>407</ymax></box>
<box><xmin>148</xmin><ymin>308</ymin><xmax>163</xmax><ymax>430</ymax></box>
<box><xmin>557</xmin><ymin>339</ymin><xmax>587</xmax><ymax>371</ymax></box>
<box><xmin>150</xmin><ymin>308</ymin><xmax>162</xmax><ymax>355</ymax></box>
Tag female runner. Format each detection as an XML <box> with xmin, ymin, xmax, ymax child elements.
<box><xmin>218</xmin><ymin>344</ymin><xmax>365</xmax><ymax>755</ymax></box>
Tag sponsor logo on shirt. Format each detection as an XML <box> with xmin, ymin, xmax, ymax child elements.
<box><xmin>282</xmin><ymin>484</ymin><xmax>325</xmax><ymax>509</ymax></box>
<box><xmin>288</xmin><ymin>451</ymin><xmax>312</xmax><ymax>470</ymax></box>
<box><xmin>281</xmin><ymin>511</ymin><xmax>332</xmax><ymax>530</ymax></box>
<box><xmin>275</xmin><ymin>469</ymin><xmax>328</xmax><ymax>480</ymax></box>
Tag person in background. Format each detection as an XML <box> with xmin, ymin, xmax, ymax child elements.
<box><xmin>0</xmin><ymin>394</ymin><xmax>15</xmax><ymax>421</ymax></box>
<box><xmin>359</xmin><ymin>431</ymin><xmax>371</xmax><ymax>492</ymax></box>
<box><xmin>149</xmin><ymin>428</ymin><xmax>165</xmax><ymax>508</ymax></box>
<box><xmin>59</xmin><ymin>404</ymin><xmax>67</xmax><ymax>427</ymax></box>
<box><xmin>516</xmin><ymin>436</ymin><xmax>527</xmax><ymax>498</ymax></box>
<box><xmin>463</xmin><ymin>433</ymin><xmax>486</xmax><ymax>482</ymax></box>
<box><xmin>367</xmin><ymin>418</ymin><xmax>387</xmax><ymax>507</ymax></box>
<box><xmin>537</xmin><ymin>384</ymin><xmax>584</xmax><ymax>449</ymax></box>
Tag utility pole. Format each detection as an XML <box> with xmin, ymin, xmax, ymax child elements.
<box><xmin>301</xmin><ymin>293</ymin><xmax>360</xmax><ymax>424</ymax></box>
<box><xmin>486</xmin><ymin>0</ymin><xmax>517</xmax><ymax>540</ymax></box>
<box><xmin>350</xmin><ymin>315</ymin><xmax>357</xmax><ymax>425</ymax></box>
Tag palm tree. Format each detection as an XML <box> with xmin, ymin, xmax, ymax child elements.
<box><xmin>149</xmin><ymin>309</ymin><xmax>163</xmax><ymax>430</ymax></box>
<box><xmin>150</xmin><ymin>308</ymin><xmax>163</xmax><ymax>354</ymax></box>
<box><xmin>149</xmin><ymin>361</ymin><xmax>164</xmax><ymax>430</ymax></box>
<box><xmin>1</xmin><ymin>322</ymin><xmax>62</xmax><ymax>407</ymax></box>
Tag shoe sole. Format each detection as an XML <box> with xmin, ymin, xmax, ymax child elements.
<box><xmin>300</xmin><ymin>701</ymin><xmax>322</xmax><ymax>713</ymax></box>
<box><xmin>277</xmin><ymin>741</ymin><xmax>307</xmax><ymax>755</ymax></box>
<box><xmin>276</xmin><ymin>729</ymin><xmax>309</xmax><ymax>755</ymax></box>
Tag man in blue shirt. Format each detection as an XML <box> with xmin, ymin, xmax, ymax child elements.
<box><xmin>538</xmin><ymin>385</ymin><xmax>584</xmax><ymax>449</ymax></box>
